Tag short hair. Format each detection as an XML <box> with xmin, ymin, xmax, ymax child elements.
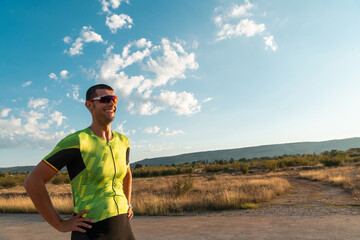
<box><xmin>86</xmin><ymin>84</ymin><xmax>114</xmax><ymax>101</ymax></box>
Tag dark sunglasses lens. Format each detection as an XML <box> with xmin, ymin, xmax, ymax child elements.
<box><xmin>99</xmin><ymin>95</ymin><xmax>118</xmax><ymax>103</ymax></box>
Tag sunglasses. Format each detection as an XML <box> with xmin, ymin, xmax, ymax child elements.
<box><xmin>89</xmin><ymin>95</ymin><xmax>118</xmax><ymax>104</ymax></box>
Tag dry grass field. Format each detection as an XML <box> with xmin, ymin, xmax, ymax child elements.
<box><xmin>0</xmin><ymin>173</ymin><xmax>291</xmax><ymax>215</ymax></box>
<box><xmin>299</xmin><ymin>165</ymin><xmax>360</xmax><ymax>198</ymax></box>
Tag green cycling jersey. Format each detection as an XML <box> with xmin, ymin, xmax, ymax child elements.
<box><xmin>42</xmin><ymin>128</ymin><xmax>130</xmax><ymax>223</ymax></box>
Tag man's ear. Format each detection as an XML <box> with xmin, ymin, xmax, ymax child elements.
<box><xmin>85</xmin><ymin>101</ymin><xmax>94</xmax><ymax>113</ymax></box>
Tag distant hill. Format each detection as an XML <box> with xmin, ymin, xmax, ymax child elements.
<box><xmin>3</xmin><ymin>137</ymin><xmax>360</xmax><ymax>171</ymax></box>
<box><xmin>0</xmin><ymin>166</ymin><xmax>35</xmax><ymax>173</ymax></box>
<box><xmin>132</xmin><ymin>137</ymin><xmax>360</xmax><ymax>166</ymax></box>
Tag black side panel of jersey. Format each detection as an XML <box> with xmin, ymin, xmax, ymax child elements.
<box><xmin>46</xmin><ymin>148</ymin><xmax>85</xmax><ymax>181</ymax></box>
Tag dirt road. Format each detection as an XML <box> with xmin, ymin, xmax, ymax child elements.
<box><xmin>1</xmin><ymin>178</ymin><xmax>360</xmax><ymax>240</ymax></box>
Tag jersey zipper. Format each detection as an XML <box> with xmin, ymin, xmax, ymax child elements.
<box><xmin>107</xmin><ymin>141</ymin><xmax>120</xmax><ymax>215</ymax></box>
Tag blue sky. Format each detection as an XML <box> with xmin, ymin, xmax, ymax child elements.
<box><xmin>1</xmin><ymin>0</ymin><xmax>360</xmax><ymax>167</ymax></box>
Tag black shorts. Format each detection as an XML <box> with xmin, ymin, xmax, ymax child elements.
<box><xmin>71</xmin><ymin>214</ymin><xmax>135</xmax><ymax>240</ymax></box>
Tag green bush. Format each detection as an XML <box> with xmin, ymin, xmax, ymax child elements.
<box><xmin>320</xmin><ymin>158</ymin><xmax>344</xmax><ymax>167</ymax></box>
<box><xmin>0</xmin><ymin>173</ymin><xmax>28</xmax><ymax>188</ymax></box>
<box><xmin>232</xmin><ymin>162</ymin><xmax>249</xmax><ymax>174</ymax></box>
<box><xmin>50</xmin><ymin>172</ymin><xmax>70</xmax><ymax>184</ymax></box>
<box><xmin>264</xmin><ymin>160</ymin><xmax>278</xmax><ymax>171</ymax></box>
<box><xmin>170</xmin><ymin>176</ymin><xmax>194</xmax><ymax>197</ymax></box>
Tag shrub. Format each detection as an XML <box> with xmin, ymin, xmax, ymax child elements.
<box><xmin>170</xmin><ymin>176</ymin><xmax>194</xmax><ymax>197</ymax></box>
<box><xmin>51</xmin><ymin>172</ymin><xmax>70</xmax><ymax>185</ymax></box>
<box><xmin>320</xmin><ymin>158</ymin><xmax>344</xmax><ymax>167</ymax></box>
<box><xmin>232</xmin><ymin>162</ymin><xmax>249</xmax><ymax>174</ymax></box>
<box><xmin>264</xmin><ymin>160</ymin><xmax>278</xmax><ymax>171</ymax></box>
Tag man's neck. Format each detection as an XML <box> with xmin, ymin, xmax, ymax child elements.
<box><xmin>88</xmin><ymin>123</ymin><xmax>113</xmax><ymax>141</ymax></box>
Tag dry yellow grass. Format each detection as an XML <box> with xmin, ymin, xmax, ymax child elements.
<box><xmin>0</xmin><ymin>195</ymin><xmax>73</xmax><ymax>213</ymax></box>
<box><xmin>131</xmin><ymin>174</ymin><xmax>291</xmax><ymax>215</ymax></box>
<box><xmin>299</xmin><ymin>166</ymin><xmax>360</xmax><ymax>198</ymax></box>
<box><xmin>0</xmin><ymin>174</ymin><xmax>291</xmax><ymax>215</ymax></box>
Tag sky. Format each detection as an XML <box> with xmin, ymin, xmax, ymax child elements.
<box><xmin>1</xmin><ymin>0</ymin><xmax>360</xmax><ymax>168</ymax></box>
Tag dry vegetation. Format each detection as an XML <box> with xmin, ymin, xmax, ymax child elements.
<box><xmin>132</xmin><ymin>174</ymin><xmax>291</xmax><ymax>215</ymax></box>
<box><xmin>0</xmin><ymin>184</ymin><xmax>72</xmax><ymax>213</ymax></box>
<box><xmin>0</xmin><ymin>173</ymin><xmax>291</xmax><ymax>215</ymax></box>
<box><xmin>1</xmin><ymin>148</ymin><xmax>360</xmax><ymax>215</ymax></box>
<box><xmin>299</xmin><ymin>166</ymin><xmax>360</xmax><ymax>198</ymax></box>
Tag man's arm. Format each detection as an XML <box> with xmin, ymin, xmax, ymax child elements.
<box><xmin>123</xmin><ymin>147</ymin><xmax>133</xmax><ymax>219</ymax></box>
<box><xmin>24</xmin><ymin>161</ymin><xmax>93</xmax><ymax>233</ymax></box>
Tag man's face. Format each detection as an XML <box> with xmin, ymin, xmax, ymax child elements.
<box><xmin>89</xmin><ymin>89</ymin><xmax>117</xmax><ymax>124</ymax></box>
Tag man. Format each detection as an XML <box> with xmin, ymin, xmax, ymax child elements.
<box><xmin>24</xmin><ymin>84</ymin><xmax>135</xmax><ymax>240</ymax></box>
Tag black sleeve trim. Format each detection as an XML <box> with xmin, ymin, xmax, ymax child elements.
<box><xmin>46</xmin><ymin>148</ymin><xmax>86</xmax><ymax>181</ymax></box>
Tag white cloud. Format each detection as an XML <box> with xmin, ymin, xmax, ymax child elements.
<box><xmin>60</xmin><ymin>70</ymin><xmax>69</xmax><ymax>79</ymax></box>
<box><xmin>67</xmin><ymin>85</ymin><xmax>85</xmax><ymax>103</ymax></box>
<box><xmin>203</xmin><ymin>97</ymin><xmax>213</xmax><ymax>103</ymax></box>
<box><xmin>160</xmin><ymin>128</ymin><xmax>184</xmax><ymax>136</ymax></box>
<box><xmin>96</xmin><ymin>38</ymin><xmax>203</xmax><ymax>116</ymax></box>
<box><xmin>214</xmin><ymin>0</ymin><xmax>278</xmax><ymax>51</ymax></box>
<box><xmin>264</xmin><ymin>35</ymin><xmax>278</xmax><ymax>51</ymax></box>
<box><xmin>63</xmin><ymin>36</ymin><xmax>72</xmax><ymax>44</ymax></box>
<box><xmin>0</xmin><ymin>108</ymin><xmax>11</xmax><ymax>118</ymax></box>
<box><xmin>115</xmin><ymin>120</ymin><xmax>135</xmax><ymax>135</ymax></box>
<box><xmin>49</xmin><ymin>111</ymin><xmax>66</xmax><ymax>127</ymax></box>
<box><xmin>49</xmin><ymin>73</ymin><xmax>58</xmax><ymax>80</ymax></box>
<box><xmin>44</xmin><ymin>87</ymin><xmax>48</xmax><ymax>92</ymax></box>
<box><xmin>144</xmin><ymin>126</ymin><xmax>160</xmax><ymax>134</ymax></box>
<box><xmin>106</xmin><ymin>14</ymin><xmax>133</xmax><ymax>33</ymax></box>
<box><xmin>0</xmin><ymin>102</ymin><xmax>70</xmax><ymax>149</ymax></box>
<box><xmin>217</xmin><ymin>19</ymin><xmax>265</xmax><ymax>41</ymax></box>
<box><xmin>96</xmin><ymin>38</ymin><xmax>152</xmax><ymax>96</ymax></box>
<box><xmin>134</xmin><ymin>101</ymin><xmax>163</xmax><ymax>116</ymax></box>
<box><xmin>230</xmin><ymin>0</ymin><xmax>254</xmax><ymax>17</ymax></box>
<box><xmin>156</xmin><ymin>91</ymin><xmax>200</xmax><ymax>116</ymax></box>
<box><xmin>28</xmin><ymin>98</ymin><xmax>49</xmax><ymax>110</ymax></box>
<box><xmin>65</xmin><ymin>26</ymin><xmax>103</xmax><ymax>56</ymax></box>
<box><xmin>22</xmin><ymin>81</ymin><xmax>32</xmax><ymax>87</ymax></box>
<box><xmin>144</xmin><ymin>38</ymin><xmax>199</xmax><ymax>91</ymax></box>
<box><xmin>80</xmin><ymin>65</ymin><xmax>96</xmax><ymax>80</ymax></box>
<box><xmin>100</xmin><ymin>0</ymin><xmax>129</xmax><ymax>13</ymax></box>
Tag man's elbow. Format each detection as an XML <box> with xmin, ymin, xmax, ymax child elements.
<box><xmin>23</xmin><ymin>174</ymin><xmax>34</xmax><ymax>193</ymax></box>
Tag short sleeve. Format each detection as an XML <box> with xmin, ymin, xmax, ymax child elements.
<box><xmin>42</xmin><ymin>133</ymin><xmax>80</xmax><ymax>172</ymax></box>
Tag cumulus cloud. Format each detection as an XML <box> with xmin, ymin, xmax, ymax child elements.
<box><xmin>203</xmin><ymin>97</ymin><xmax>213</xmax><ymax>103</ymax></box>
<box><xmin>49</xmin><ymin>73</ymin><xmax>58</xmax><ymax>80</ymax></box>
<box><xmin>264</xmin><ymin>35</ymin><xmax>278</xmax><ymax>51</ymax></box>
<box><xmin>157</xmin><ymin>91</ymin><xmax>200</xmax><ymax>116</ymax></box>
<box><xmin>96</xmin><ymin>38</ymin><xmax>203</xmax><ymax>116</ymax></box>
<box><xmin>80</xmin><ymin>65</ymin><xmax>96</xmax><ymax>80</ymax></box>
<box><xmin>214</xmin><ymin>0</ymin><xmax>277</xmax><ymax>51</ymax></box>
<box><xmin>217</xmin><ymin>19</ymin><xmax>265</xmax><ymax>40</ymax></box>
<box><xmin>106</xmin><ymin>13</ymin><xmax>133</xmax><ymax>33</ymax></box>
<box><xmin>229</xmin><ymin>0</ymin><xmax>254</xmax><ymax>17</ymax></box>
<box><xmin>96</xmin><ymin>38</ymin><xmax>152</xmax><ymax>96</ymax></box>
<box><xmin>28</xmin><ymin>98</ymin><xmax>49</xmax><ymax>110</ymax></box>
<box><xmin>22</xmin><ymin>81</ymin><xmax>32</xmax><ymax>87</ymax></box>
<box><xmin>49</xmin><ymin>111</ymin><xmax>67</xmax><ymax>127</ymax></box>
<box><xmin>66</xmin><ymin>85</ymin><xmax>85</xmax><ymax>103</ymax></box>
<box><xmin>144</xmin><ymin>126</ymin><xmax>160</xmax><ymax>134</ymax></box>
<box><xmin>64</xmin><ymin>26</ymin><xmax>103</xmax><ymax>56</ymax></box>
<box><xmin>115</xmin><ymin>120</ymin><xmax>135</xmax><ymax>135</ymax></box>
<box><xmin>160</xmin><ymin>128</ymin><xmax>184</xmax><ymax>136</ymax></box>
<box><xmin>0</xmin><ymin>108</ymin><xmax>12</xmax><ymax>118</ymax></box>
<box><xmin>60</xmin><ymin>70</ymin><xmax>70</xmax><ymax>79</ymax></box>
<box><xmin>63</xmin><ymin>36</ymin><xmax>72</xmax><ymax>44</ymax></box>
<box><xmin>100</xmin><ymin>0</ymin><xmax>129</xmax><ymax>13</ymax></box>
<box><xmin>0</xmin><ymin>100</ymin><xmax>70</xmax><ymax>149</ymax></box>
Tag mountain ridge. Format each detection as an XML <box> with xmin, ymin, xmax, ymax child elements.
<box><xmin>131</xmin><ymin>137</ymin><xmax>360</xmax><ymax>166</ymax></box>
<box><xmin>2</xmin><ymin>137</ymin><xmax>360</xmax><ymax>171</ymax></box>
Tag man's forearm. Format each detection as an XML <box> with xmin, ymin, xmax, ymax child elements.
<box><xmin>123</xmin><ymin>171</ymin><xmax>132</xmax><ymax>204</ymax></box>
<box><xmin>24</xmin><ymin>173</ymin><xmax>63</xmax><ymax>230</ymax></box>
